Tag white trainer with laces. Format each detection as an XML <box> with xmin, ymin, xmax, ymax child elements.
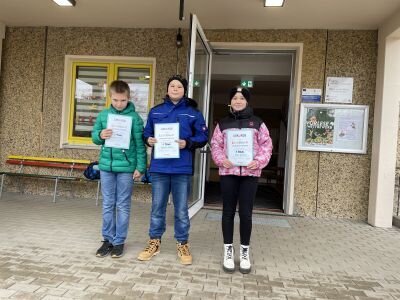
<box><xmin>239</xmin><ymin>245</ymin><xmax>251</xmax><ymax>274</ymax></box>
<box><xmin>223</xmin><ymin>244</ymin><xmax>235</xmax><ymax>273</ymax></box>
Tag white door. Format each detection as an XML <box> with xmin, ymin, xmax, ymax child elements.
<box><xmin>187</xmin><ymin>14</ymin><xmax>212</xmax><ymax>218</ymax></box>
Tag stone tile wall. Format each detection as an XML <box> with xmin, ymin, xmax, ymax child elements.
<box><xmin>0</xmin><ymin>27</ymin><xmax>378</xmax><ymax>218</ymax></box>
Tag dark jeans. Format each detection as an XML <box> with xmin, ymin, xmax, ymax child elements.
<box><xmin>149</xmin><ymin>172</ymin><xmax>191</xmax><ymax>242</ymax></box>
<box><xmin>220</xmin><ymin>175</ymin><xmax>258</xmax><ymax>245</ymax></box>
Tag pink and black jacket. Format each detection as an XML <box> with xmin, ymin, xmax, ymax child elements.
<box><xmin>211</xmin><ymin>107</ymin><xmax>273</xmax><ymax>177</ymax></box>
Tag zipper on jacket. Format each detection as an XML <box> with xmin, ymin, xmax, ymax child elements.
<box><xmin>239</xmin><ymin>120</ymin><xmax>242</xmax><ymax>176</ymax></box>
<box><xmin>108</xmin><ymin>110</ymin><xmax>122</xmax><ymax>172</ymax></box>
<box><xmin>122</xmin><ymin>150</ymin><xmax>131</xmax><ymax>163</ymax></box>
<box><xmin>110</xmin><ymin>148</ymin><xmax>113</xmax><ymax>172</ymax></box>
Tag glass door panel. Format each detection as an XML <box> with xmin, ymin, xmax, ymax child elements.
<box><xmin>187</xmin><ymin>15</ymin><xmax>212</xmax><ymax>218</ymax></box>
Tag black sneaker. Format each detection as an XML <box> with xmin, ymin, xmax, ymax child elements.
<box><xmin>96</xmin><ymin>241</ymin><xmax>113</xmax><ymax>257</ymax></box>
<box><xmin>111</xmin><ymin>244</ymin><xmax>124</xmax><ymax>258</ymax></box>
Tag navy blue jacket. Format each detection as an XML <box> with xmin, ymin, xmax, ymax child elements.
<box><xmin>144</xmin><ymin>97</ymin><xmax>208</xmax><ymax>174</ymax></box>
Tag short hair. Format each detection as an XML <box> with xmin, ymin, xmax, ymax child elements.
<box><xmin>109</xmin><ymin>80</ymin><xmax>130</xmax><ymax>98</ymax></box>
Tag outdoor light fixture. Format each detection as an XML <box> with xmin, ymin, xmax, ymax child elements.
<box><xmin>264</xmin><ymin>0</ymin><xmax>285</xmax><ymax>7</ymax></box>
<box><xmin>52</xmin><ymin>0</ymin><xmax>76</xmax><ymax>6</ymax></box>
<box><xmin>176</xmin><ymin>28</ymin><xmax>183</xmax><ymax>48</ymax></box>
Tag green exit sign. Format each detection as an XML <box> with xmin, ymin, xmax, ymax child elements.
<box><xmin>240</xmin><ymin>80</ymin><xmax>253</xmax><ymax>88</ymax></box>
<box><xmin>194</xmin><ymin>80</ymin><xmax>201</xmax><ymax>87</ymax></box>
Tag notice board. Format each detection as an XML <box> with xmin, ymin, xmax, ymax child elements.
<box><xmin>298</xmin><ymin>103</ymin><xmax>369</xmax><ymax>154</ymax></box>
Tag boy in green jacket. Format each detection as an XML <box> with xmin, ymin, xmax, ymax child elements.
<box><xmin>92</xmin><ymin>80</ymin><xmax>146</xmax><ymax>258</ymax></box>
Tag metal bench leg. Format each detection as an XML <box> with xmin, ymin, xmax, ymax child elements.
<box><xmin>0</xmin><ymin>174</ymin><xmax>5</xmax><ymax>199</ymax></box>
<box><xmin>96</xmin><ymin>180</ymin><xmax>100</xmax><ymax>206</ymax></box>
<box><xmin>17</xmin><ymin>177</ymin><xmax>24</xmax><ymax>194</ymax></box>
<box><xmin>69</xmin><ymin>181</ymin><xmax>75</xmax><ymax>199</ymax></box>
<box><xmin>53</xmin><ymin>177</ymin><xmax>59</xmax><ymax>203</ymax></box>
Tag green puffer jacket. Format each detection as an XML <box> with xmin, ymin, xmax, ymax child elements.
<box><xmin>92</xmin><ymin>102</ymin><xmax>147</xmax><ymax>174</ymax></box>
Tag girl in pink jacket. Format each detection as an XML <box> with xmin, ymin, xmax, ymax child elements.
<box><xmin>211</xmin><ymin>86</ymin><xmax>273</xmax><ymax>274</ymax></box>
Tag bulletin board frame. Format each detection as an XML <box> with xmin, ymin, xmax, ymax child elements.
<box><xmin>298</xmin><ymin>103</ymin><xmax>369</xmax><ymax>154</ymax></box>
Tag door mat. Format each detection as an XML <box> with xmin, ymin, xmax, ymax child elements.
<box><xmin>205</xmin><ymin>211</ymin><xmax>291</xmax><ymax>228</ymax></box>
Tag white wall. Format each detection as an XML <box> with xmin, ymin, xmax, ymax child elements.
<box><xmin>369</xmin><ymin>9</ymin><xmax>400</xmax><ymax>227</ymax></box>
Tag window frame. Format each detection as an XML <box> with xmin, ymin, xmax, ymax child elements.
<box><xmin>60</xmin><ymin>55</ymin><xmax>156</xmax><ymax>149</ymax></box>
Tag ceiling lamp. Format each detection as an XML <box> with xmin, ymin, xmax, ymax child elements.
<box><xmin>264</xmin><ymin>0</ymin><xmax>285</xmax><ymax>7</ymax></box>
<box><xmin>52</xmin><ymin>0</ymin><xmax>76</xmax><ymax>6</ymax></box>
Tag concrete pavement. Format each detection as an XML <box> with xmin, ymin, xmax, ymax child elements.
<box><xmin>1</xmin><ymin>192</ymin><xmax>400</xmax><ymax>299</ymax></box>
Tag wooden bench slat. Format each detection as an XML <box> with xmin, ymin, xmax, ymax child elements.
<box><xmin>8</xmin><ymin>155</ymin><xmax>90</xmax><ymax>164</ymax></box>
<box><xmin>6</xmin><ymin>159</ymin><xmax>88</xmax><ymax>170</ymax></box>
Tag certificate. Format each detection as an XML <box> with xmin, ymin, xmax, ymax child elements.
<box><xmin>154</xmin><ymin>123</ymin><xmax>180</xmax><ymax>159</ymax></box>
<box><xmin>226</xmin><ymin>129</ymin><xmax>253</xmax><ymax>166</ymax></box>
<box><xmin>104</xmin><ymin>114</ymin><xmax>132</xmax><ymax>149</ymax></box>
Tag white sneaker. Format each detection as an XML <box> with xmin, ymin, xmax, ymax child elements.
<box><xmin>223</xmin><ymin>244</ymin><xmax>235</xmax><ymax>273</ymax></box>
<box><xmin>239</xmin><ymin>245</ymin><xmax>251</xmax><ymax>274</ymax></box>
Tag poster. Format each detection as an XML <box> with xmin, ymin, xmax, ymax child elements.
<box><xmin>304</xmin><ymin>108</ymin><xmax>335</xmax><ymax>145</ymax></box>
<box><xmin>325</xmin><ymin>77</ymin><xmax>354</xmax><ymax>104</ymax></box>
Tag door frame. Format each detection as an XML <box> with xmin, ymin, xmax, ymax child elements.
<box><xmin>208</xmin><ymin>42</ymin><xmax>304</xmax><ymax>215</ymax></box>
<box><xmin>187</xmin><ymin>15</ymin><xmax>213</xmax><ymax>219</ymax></box>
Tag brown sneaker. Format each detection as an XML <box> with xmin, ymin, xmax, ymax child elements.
<box><xmin>177</xmin><ymin>242</ymin><xmax>192</xmax><ymax>265</ymax></box>
<box><xmin>137</xmin><ymin>239</ymin><xmax>161</xmax><ymax>261</ymax></box>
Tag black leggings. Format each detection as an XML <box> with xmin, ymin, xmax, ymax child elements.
<box><xmin>220</xmin><ymin>175</ymin><xmax>258</xmax><ymax>246</ymax></box>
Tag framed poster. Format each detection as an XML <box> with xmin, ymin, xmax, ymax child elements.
<box><xmin>298</xmin><ymin>103</ymin><xmax>369</xmax><ymax>154</ymax></box>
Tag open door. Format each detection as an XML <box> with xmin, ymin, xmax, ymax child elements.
<box><xmin>187</xmin><ymin>14</ymin><xmax>212</xmax><ymax>218</ymax></box>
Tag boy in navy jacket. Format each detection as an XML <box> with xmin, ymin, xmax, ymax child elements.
<box><xmin>137</xmin><ymin>75</ymin><xmax>208</xmax><ymax>265</ymax></box>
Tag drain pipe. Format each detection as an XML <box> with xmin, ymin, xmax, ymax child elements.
<box><xmin>397</xmin><ymin>172</ymin><xmax>400</xmax><ymax>216</ymax></box>
<box><xmin>0</xmin><ymin>22</ymin><xmax>5</xmax><ymax>76</ymax></box>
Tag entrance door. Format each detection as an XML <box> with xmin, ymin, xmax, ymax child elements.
<box><xmin>187</xmin><ymin>14</ymin><xmax>212</xmax><ymax>218</ymax></box>
<box><xmin>204</xmin><ymin>51</ymin><xmax>293</xmax><ymax>212</ymax></box>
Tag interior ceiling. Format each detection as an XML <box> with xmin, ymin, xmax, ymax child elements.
<box><xmin>212</xmin><ymin>53</ymin><xmax>292</xmax><ymax>79</ymax></box>
<box><xmin>1</xmin><ymin>0</ymin><xmax>400</xmax><ymax>30</ymax></box>
<box><xmin>210</xmin><ymin>54</ymin><xmax>291</xmax><ymax>108</ymax></box>
<box><xmin>212</xmin><ymin>79</ymin><xmax>290</xmax><ymax>96</ymax></box>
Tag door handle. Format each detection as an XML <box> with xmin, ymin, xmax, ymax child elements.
<box><xmin>200</xmin><ymin>143</ymin><xmax>211</xmax><ymax>154</ymax></box>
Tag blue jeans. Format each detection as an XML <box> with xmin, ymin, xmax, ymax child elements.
<box><xmin>100</xmin><ymin>171</ymin><xmax>134</xmax><ymax>245</ymax></box>
<box><xmin>149</xmin><ymin>173</ymin><xmax>191</xmax><ymax>242</ymax></box>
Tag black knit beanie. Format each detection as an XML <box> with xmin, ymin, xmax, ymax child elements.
<box><xmin>167</xmin><ymin>75</ymin><xmax>188</xmax><ymax>96</ymax></box>
<box><xmin>229</xmin><ymin>86</ymin><xmax>250</xmax><ymax>102</ymax></box>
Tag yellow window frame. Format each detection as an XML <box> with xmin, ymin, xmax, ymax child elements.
<box><xmin>113</xmin><ymin>63</ymin><xmax>154</xmax><ymax>114</ymax></box>
<box><xmin>67</xmin><ymin>62</ymin><xmax>153</xmax><ymax>145</ymax></box>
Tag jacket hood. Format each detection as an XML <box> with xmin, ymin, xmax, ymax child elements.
<box><xmin>186</xmin><ymin>97</ymin><xmax>198</xmax><ymax>108</ymax></box>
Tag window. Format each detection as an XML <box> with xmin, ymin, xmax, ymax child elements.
<box><xmin>61</xmin><ymin>56</ymin><xmax>155</xmax><ymax>148</ymax></box>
